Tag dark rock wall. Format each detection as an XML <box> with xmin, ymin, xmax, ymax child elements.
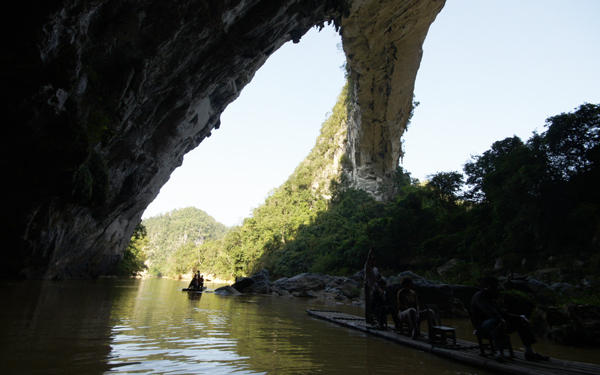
<box><xmin>1</xmin><ymin>0</ymin><xmax>443</xmax><ymax>279</ymax></box>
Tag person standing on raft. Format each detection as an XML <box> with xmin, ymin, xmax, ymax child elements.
<box><xmin>364</xmin><ymin>247</ymin><xmax>380</xmax><ymax>325</ymax></box>
<box><xmin>188</xmin><ymin>273</ymin><xmax>199</xmax><ymax>290</ymax></box>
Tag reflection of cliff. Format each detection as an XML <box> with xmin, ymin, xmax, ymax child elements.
<box><xmin>0</xmin><ymin>280</ymin><xmax>121</xmax><ymax>375</ymax></box>
<box><xmin>2</xmin><ymin>0</ymin><xmax>445</xmax><ymax>280</ymax></box>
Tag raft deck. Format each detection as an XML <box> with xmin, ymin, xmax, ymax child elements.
<box><xmin>306</xmin><ymin>309</ymin><xmax>600</xmax><ymax>375</ymax></box>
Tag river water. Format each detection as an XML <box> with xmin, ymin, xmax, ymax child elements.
<box><xmin>1</xmin><ymin>278</ymin><xmax>599</xmax><ymax>375</ymax></box>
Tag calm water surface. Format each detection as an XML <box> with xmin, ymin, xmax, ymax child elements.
<box><xmin>1</xmin><ymin>278</ymin><xmax>598</xmax><ymax>375</ymax></box>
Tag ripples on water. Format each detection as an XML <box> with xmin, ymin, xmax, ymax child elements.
<box><xmin>1</xmin><ymin>278</ymin><xmax>598</xmax><ymax>375</ymax></box>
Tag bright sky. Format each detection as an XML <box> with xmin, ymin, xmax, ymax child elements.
<box><xmin>143</xmin><ymin>0</ymin><xmax>600</xmax><ymax>227</ymax></box>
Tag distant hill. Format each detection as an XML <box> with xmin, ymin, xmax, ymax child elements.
<box><xmin>143</xmin><ymin>207</ymin><xmax>228</xmax><ymax>276</ymax></box>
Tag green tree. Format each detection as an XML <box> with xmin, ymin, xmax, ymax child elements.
<box><xmin>426</xmin><ymin>171</ymin><xmax>463</xmax><ymax>204</ymax></box>
<box><xmin>539</xmin><ymin>103</ymin><xmax>600</xmax><ymax>260</ymax></box>
<box><xmin>544</xmin><ymin>103</ymin><xmax>600</xmax><ymax>180</ymax></box>
<box><xmin>461</xmin><ymin>103</ymin><xmax>600</xmax><ymax>268</ymax></box>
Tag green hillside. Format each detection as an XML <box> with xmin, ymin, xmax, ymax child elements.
<box><xmin>143</xmin><ymin>207</ymin><xmax>229</xmax><ymax>276</ymax></box>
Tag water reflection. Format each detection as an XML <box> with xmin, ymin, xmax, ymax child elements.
<box><xmin>1</xmin><ymin>278</ymin><xmax>598</xmax><ymax>375</ymax></box>
<box><xmin>0</xmin><ymin>279</ymin><xmax>122</xmax><ymax>375</ymax></box>
<box><xmin>187</xmin><ymin>291</ymin><xmax>203</xmax><ymax>301</ymax></box>
<box><xmin>107</xmin><ymin>281</ymin><xmax>265</xmax><ymax>374</ymax></box>
<box><xmin>105</xmin><ymin>279</ymin><xmax>500</xmax><ymax>375</ymax></box>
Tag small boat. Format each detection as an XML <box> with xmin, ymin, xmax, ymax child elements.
<box><xmin>182</xmin><ymin>286</ymin><xmax>207</xmax><ymax>292</ymax></box>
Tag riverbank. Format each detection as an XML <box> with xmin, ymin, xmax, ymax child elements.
<box><xmin>103</xmin><ymin>272</ymin><xmax>233</xmax><ymax>284</ymax></box>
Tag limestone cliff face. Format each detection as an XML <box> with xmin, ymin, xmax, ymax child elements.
<box><xmin>342</xmin><ymin>0</ymin><xmax>444</xmax><ymax>199</ymax></box>
<box><xmin>1</xmin><ymin>0</ymin><xmax>444</xmax><ymax>279</ymax></box>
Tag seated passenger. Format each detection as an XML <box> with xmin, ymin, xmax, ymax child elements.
<box><xmin>396</xmin><ymin>277</ymin><xmax>431</xmax><ymax>339</ymax></box>
<box><xmin>371</xmin><ymin>280</ymin><xmax>402</xmax><ymax>330</ymax></box>
<box><xmin>471</xmin><ymin>276</ymin><xmax>549</xmax><ymax>363</ymax></box>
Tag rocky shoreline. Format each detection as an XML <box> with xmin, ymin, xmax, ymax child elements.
<box><xmin>214</xmin><ymin>269</ymin><xmax>600</xmax><ymax>347</ymax></box>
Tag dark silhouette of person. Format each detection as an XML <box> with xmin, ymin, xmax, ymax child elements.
<box><xmin>188</xmin><ymin>274</ymin><xmax>199</xmax><ymax>290</ymax></box>
<box><xmin>471</xmin><ymin>276</ymin><xmax>549</xmax><ymax>363</ymax></box>
<box><xmin>364</xmin><ymin>247</ymin><xmax>380</xmax><ymax>325</ymax></box>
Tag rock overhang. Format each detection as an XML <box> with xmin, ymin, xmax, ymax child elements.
<box><xmin>0</xmin><ymin>0</ymin><xmax>445</xmax><ymax>279</ymax></box>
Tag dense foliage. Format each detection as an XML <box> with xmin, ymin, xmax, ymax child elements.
<box><xmin>326</xmin><ymin>102</ymin><xmax>599</xmax><ymax>283</ymax></box>
<box><xmin>143</xmin><ymin>207</ymin><xmax>229</xmax><ymax>276</ymax></box>
<box><xmin>298</xmin><ymin>102</ymin><xmax>599</xmax><ymax>284</ymax></box>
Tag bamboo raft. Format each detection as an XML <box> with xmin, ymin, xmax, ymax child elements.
<box><xmin>306</xmin><ymin>309</ymin><xmax>600</xmax><ymax>375</ymax></box>
<box><xmin>181</xmin><ymin>286</ymin><xmax>207</xmax><ymax>292</ymax></box>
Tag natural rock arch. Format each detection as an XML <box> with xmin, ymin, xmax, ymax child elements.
<box><xmin>1</xmin><ymin>0</ymin><xmax>444</xmax><ymax>279</ymax></box>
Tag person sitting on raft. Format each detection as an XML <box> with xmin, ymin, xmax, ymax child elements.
<box><xmin>371</xmin><ymin>279</ymin><xmax>402</xmax><ymax>330</ymax></box>
<box><xmin>397</xmin><ymin>276</ymin><xmax>432</xmax><ymax>339</ymax></box>
<box><xmin>471</xmin><ymin>276</ymin><xmax>550</xmax><ymax>363</ymax></box>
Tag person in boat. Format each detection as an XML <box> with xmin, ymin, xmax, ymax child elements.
<box><xmin>471</xmin><ymin>276</ymin><xmax>549</xmax><ymax>363</ymax></box>
<box><xmin>364</xmin><ymin>247</ymin><xmax>380</xmax><ymax>325</ymax></box>
<box><xmin>371</xmin><ymin>279</ymin><xmax>402</xmax><ymax>330</ymax></box>
<box><xmin>188</xmin><ymin>274</ymin><xmax>199</xmax><ymax>290</ymax></box>
<box><xmin>198</xmin><ymin>274</ymin><xmax>204</xmax><ymax>289</ymax></box>
<box><xmin>396</xmin><ymin>276</ymin><xmax>432</xmax><ymax>339</ymax></box>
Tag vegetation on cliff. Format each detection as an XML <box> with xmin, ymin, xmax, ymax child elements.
<box><xmin>188</xmin><ymin>85</ymin><xmax>350</xmax><ymax>280</ymax></box>
<box><xmin>111</xmin><ymin>223</ymin><xmax>149</xmax><ymax>276</ymax></box>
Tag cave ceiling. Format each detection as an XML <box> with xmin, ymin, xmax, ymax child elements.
<box><xmin>0</xmin><ymin>0</ymin><xmax>444</xmax><ymax>279</ymax></box>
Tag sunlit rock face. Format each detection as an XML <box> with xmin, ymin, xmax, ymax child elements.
<box><xmin>1</xmin><ymin>0</ymin><xmax>443</xmax><ymax>279</ymax></box>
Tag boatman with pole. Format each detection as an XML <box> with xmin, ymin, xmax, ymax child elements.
<box><xmin>364</xmin><ymin>246</ymin><xmax>380</xmax><ymax>325</ymax></box>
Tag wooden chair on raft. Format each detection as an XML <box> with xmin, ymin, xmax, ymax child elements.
<box><xmin>426</xmin><ymin>304</ymin><xmax>457</xmax><ymax>346</ymax></box>
<box><xmin>468</xmin><ymin>310</ymin><xmax>515</xmax><ymax>358</ymax></box>
<box><xmin>367</xmin><ymin>287</ymin><xmax>409</xmax><ymax>333</ymax></box>
<box><xmin>369</xmin><ymin>306</ymin><xmax>410</xmax><ymax>333</ymax></box>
